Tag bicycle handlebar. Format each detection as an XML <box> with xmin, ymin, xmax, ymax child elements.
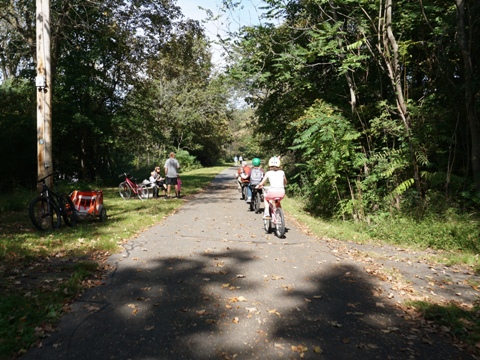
<box><xmin>37</xmin><ymin>172</ymin><xmax>58</xmax><ymax>183</ymax></box>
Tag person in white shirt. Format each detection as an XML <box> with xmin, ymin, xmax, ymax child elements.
<box><xmin>256</xmin><ymin>156</ymin><xmax>287</xmax><ymax>219</ymax></box>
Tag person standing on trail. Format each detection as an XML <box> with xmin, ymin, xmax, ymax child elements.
<box><xmin>164</xmin><ymin>152</ymin><xmax>180</xmax><ymax>198</ymax></box>
<box><xmin>234</xmin><ymin>155</ymin><xmax>238</xmax><ymax>166</ymax></box>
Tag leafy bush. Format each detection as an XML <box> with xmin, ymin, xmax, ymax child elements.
<box><xmin>290</xmin><ymin>100</ymin><xmax>362</xmax><ymax>217</ymax></box>
<box><xmin>361</xmin><ymin>209</ymin><xmax>480</xmax><ymax>252</ymax></box>
<box><xmin>169</xmin><ymin>149</ymin><xmax>202</xmax><ymax>172</ymax></box>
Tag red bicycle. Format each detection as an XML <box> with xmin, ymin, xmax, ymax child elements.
<box><xmin>263</xmin><ymin>195</ymin><xmax>286</xmax><ymax>238</ymax></box>
<box><xmin>118</xmin><ymin>173</ymin><xmax>148</xmax><ymax>200</ymax></box>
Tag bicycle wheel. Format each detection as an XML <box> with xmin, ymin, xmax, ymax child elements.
<box><xmin>274</xmin><ymin>207</ymin><xmax>286</xmax><ymax>238</ymax></box>
<box><xmin>249</xmin><ymin>190</ymin><xmax>255</xmax><ymax>211</ymax></box>
<box><xmin>137</xmin><ymin>185</ymin><xmax>148</xmax><ymax>200</ymax></box>
<box><xmin>29</xmin><ymin>196</ymin><xmax>62</xmax><ymax>231</ymax></box>
<box><xmin>60</xmin><ymin>195</ymin><xmax>77</xmax><ymax>227</ymax></box>
<box><xmin>254</xmin><ymin>191</ymin><xmax>262</xmax><ymax>213</ymax></box>
<box><xmin>119</xmin><ymin>182</ymin><xmax>131</xmax><ymax>199</ymax></box>
<box><xmin>99</xmin><ymin>207</ymin><xmax>107</xmax><ymax>222</ymax></box>
<box><xmin>242</xmin><ymin>185</ymin><xmax>248</xmax><ymax>201</ymax></box>
<box><xmin>263</xmin><ymin>208</ymin><xmax>272</xmax><ymax>233</ymax></box>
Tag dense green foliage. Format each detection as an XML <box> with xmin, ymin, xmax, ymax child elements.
<box><xmin>225</xmin><ymin>0</ymin><xmax>480</xmax><ymax>221</ymax></box>
<box><xmin>0</xmin><ymin>0</ymin><xmax>234</xmax><ymax>190</ymax></box>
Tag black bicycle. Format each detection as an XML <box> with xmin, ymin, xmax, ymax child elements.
<box><xmin>249</xmin><ymin>184</ymin><xmax>263</xmax><ymax>213</ymax></box>
<box><xmin>29</xmin><ymin>173</ymin><xmax>77</xmax><ymax>231</ymax></box>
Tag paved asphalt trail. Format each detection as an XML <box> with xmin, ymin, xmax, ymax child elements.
<box><xmin>24</xmin><ymin>168</ymin><xmax>472</xmax><ymax>359</ymax></box>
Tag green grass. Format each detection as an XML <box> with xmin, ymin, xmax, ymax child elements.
<box><xmin>283</xmin><ymin>196</ymin><xmax>480</xmax><ymax>268</ymax></box>
<box><xmin>0</xmin><ymin>166</ymin><xmax>227</xmax><ymax>359</ymax></box>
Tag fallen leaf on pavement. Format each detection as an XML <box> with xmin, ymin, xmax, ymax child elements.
<box><xmin>291</xmin><ymin>344</ymin><xmax>308</xmax><ymax>353</ymax></box>
<box><xmin>329</xmin><ymin>321</ymin><xmax>342</xmax><ymax>327</ymax></box>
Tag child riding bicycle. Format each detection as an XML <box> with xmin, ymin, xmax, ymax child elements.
<box><xmin>236</xmin><ymin>161</ymin><xmax>251</xmax><ymax>199</ymax></box>
<box><xmin>255</xmin><ymin>156</ymin><xmax>287</xmax><ymax>219</ymax></box>
<box><xmin>247</xmin><ymin>157</ymin><xmax>264</xmax><ymax>203</ymax></box>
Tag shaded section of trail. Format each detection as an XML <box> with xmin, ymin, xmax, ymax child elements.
<box><xmin>24</xmin><ymin>168</ymin><xmax>473</xmax><ymax>359</ymax></box>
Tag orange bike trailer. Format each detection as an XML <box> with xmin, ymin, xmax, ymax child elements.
<box><xmin>70</xmin><ymin>190</ymin><xmax>107</xmax><ymax>221</ymax></box>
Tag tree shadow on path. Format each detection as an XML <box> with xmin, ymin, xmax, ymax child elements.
<box><xmin>23</xmin><ymin>248</ymin><xmax>471</xmax><ymax>360</ymax></box>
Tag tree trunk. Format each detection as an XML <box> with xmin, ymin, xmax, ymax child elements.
<box><xmin>455</xmin><ymin>0</ymin><xmax>480</xmax><ymax>191</ymax></box>
<box><xmin>380</xmin><ymin>0</ymin><xmax>422</xmax><ymax>196</ymax></box>
<box><xmin>329</xmin><ymin>0</ymin><xmax>357</xmax><ymax>113</ymax></box>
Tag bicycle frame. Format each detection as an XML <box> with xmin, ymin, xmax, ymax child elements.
<box><xmin>249</xmin><ymin>184</ymin><xmax>263</xmax><ymax>213</ymax></box>
<box><xmin>125</xmin><ymin>175</ymin><xmax>142</xmax><ymax>194</ymax></box>
<box><xmin>36</xmin><ymin>174</ymin><xmax>69</xmax><ymax>214</ymax></box>
<box><xmin>264</xmin><ymin>196</ymin><xmax>286</xmax><ymax>238</ymax></box>
<box><xmin>268</xmin><ymin>198</ymin><xmax>282</xmax><ymax>217</ymax></box>
<box><xmin>118</xmin><ymin>173</ymin><xmax>147</xmax><ymax>200</ymax></box>
<box><xmin>29</xmin><ymin>173</ymin><xmax>77</xmax><ymax>230</ymax></box>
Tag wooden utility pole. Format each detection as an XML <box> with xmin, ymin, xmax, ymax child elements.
<box><xmin>36</xmin><ymin>0</ymin><xmax>52</xmax><ymax>188</ymax></box>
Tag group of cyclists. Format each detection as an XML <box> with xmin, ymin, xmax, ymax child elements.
<box><xmin>235</xmin><ymin>156</ymin><xmax>287</xmax><ymax>219</ymax></box>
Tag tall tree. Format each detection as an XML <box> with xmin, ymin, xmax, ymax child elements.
<box><xmin>455</xmin><ymin>0</ymin><xmax>480</xmax><ymax>191</ymax></box>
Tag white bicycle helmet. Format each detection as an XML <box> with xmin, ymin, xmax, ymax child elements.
<box><xmin>268</xmin><ymin>156</ymin><xmax>281</xmax><ymax>167</ymax></box>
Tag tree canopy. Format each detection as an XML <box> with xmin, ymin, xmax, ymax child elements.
<box><xmin>1</xmin><ymin>0</ymin><xmax>479</xmax><ymax>220</ymax></box>
<box><xmin>224</xmin><ymin>0</ymin><xmax>480</xmax><ymax>218</ymax></box>
<box><xmin>0</xmin><ymin>0</ymin><xmax>234</xmax><ymax>188</ymax></box>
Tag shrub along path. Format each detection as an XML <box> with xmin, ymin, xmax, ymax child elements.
<box><xmin>23</xmin><ymin>168</ymin><xmax>477</xmax><ymax>359</ymax></box>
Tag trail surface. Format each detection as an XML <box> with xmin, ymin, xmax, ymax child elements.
<box><xmin>24</xmin><ymin>168</ymin><xmax>476</xmax><ymax>359</ymax></box>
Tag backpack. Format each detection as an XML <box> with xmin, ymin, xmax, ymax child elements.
<box><xmin>249</xmin><ymin>167</ymin><xmax>264</xmax><ymax>185</ymax></box>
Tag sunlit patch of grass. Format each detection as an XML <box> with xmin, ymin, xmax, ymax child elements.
<box><xmin>282</xmin><ymin>196</ymin><xmax>372</xmax><ymax>243</ymax></box>
<box><xmin>406</xmin><ymin>300</ymin><xmax>480</xmax><ymax>347</ymax></box>
<box><xmin>283</xmin><ymin>195</ymin><xmax>480</xmax><ymax>267</ymax></box>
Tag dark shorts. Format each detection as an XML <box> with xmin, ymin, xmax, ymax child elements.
<box><xmin>165</xmin><ymin>177</ymin><xmax>178</xmax><ymax>185</ymax></box>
